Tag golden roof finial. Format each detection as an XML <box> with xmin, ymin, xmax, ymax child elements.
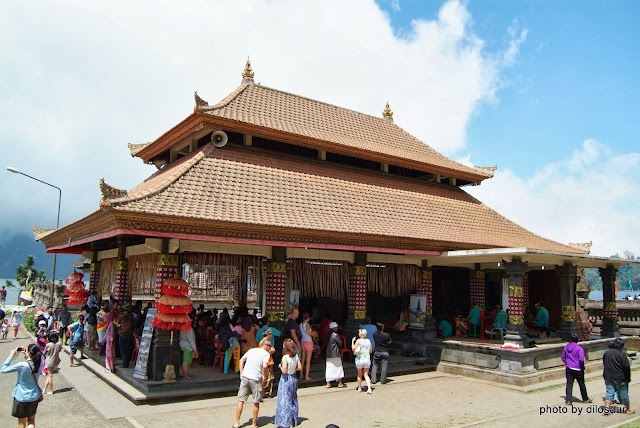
<box><xmin>242</xmin><ymin>57</ymin><xmax>255</xmax><ymax>84</ymax></box>
<box><xmin>382</xmin><ymin>102</ymin><xmax>394</xmax><ymax>122</ymax></box>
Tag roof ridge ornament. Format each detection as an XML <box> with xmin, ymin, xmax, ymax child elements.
<box><xmin>99</xmin><ymin>178</ymin><xmax>128</xmax><ymax>201</ymax></box>
<box><xmin>474</xmin><ymin>165</ymin><xmax>498</xmax><ymax>172</ymax></box>
<box><xmin>194</xmin><ymin>91</ymin><xmax>209</xmax><ymax>111</ymax></box>
<box><xmin>242</xmin><ymin>57</ymin><xmax>255</xmax><ymax>84</ymax></box>
<box><xmin>33</xmin><ymin>226</ymin><xmax>54</xmax><ymax>237</ymax></box>
<box><xmin>382</xmin><ymin>102</ymin><xmax>394</xmax><ymax>122</ymax></box>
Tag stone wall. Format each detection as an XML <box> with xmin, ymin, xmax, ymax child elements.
<box><xmin>584</xmin><ymin>301</ymin><xmax>640</xmax><ymax>336</ymax></box>
<box><xmin>437</xmin><ymin>337</ymin><xmax>624</xmax><ymax>387</ymax></box>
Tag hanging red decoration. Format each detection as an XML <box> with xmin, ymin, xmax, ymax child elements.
<box><xmin>65</xmin><ymin>271</ymin><xmax>84</xmax><ymax>285</ymax></box>
<box><xmin>153</xmin><ymin>278</ymin><xmax>193</xmax><ymax>331</ymax></box>
<box><xmin>63</xmin><ymin>273</ymin><xmax>89</xmax><ymax>306</ymax></box>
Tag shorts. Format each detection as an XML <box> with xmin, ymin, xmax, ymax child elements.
<box><xmin>69</xmin><ymin>340</ymin><xmax>84</xmax><ymax>355</ymax></box>
<box><xmin>605</xmin><ymin>379</ymin><xmax>629</xmax><ymax>404</ymax></box>
<box><xmin>181</xmin><ymin>347</ymin><xmax>194</xmax><ymax>365</ymax></box>
<box><xmin>12</xmin><ymin>398</ymin><xmax>39</xmax><ymax>418</ymax></box>
<box><xmin>85</xmin><ymin>323</ymin><xmax>97</xmax><ymax>340</ymax></box>
<box><xmin>237</xmin><ymin>376</ymin><xmax>262</xmax><ymax>402</ymax></box>
<box><xmin>355</xmin><ymin>359</ymin><xmax>371</xmax><ymax>369</ymax></box>
<box><xmin>301</xmin><ymin>341</ymin><xmax>314</xmax><ymax>352</ymax></box>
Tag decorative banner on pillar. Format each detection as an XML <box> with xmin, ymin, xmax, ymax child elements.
<box><xmin>265</xmin><ymin>310</ymin><xmax>286</xmax><ymax>322</ymax></box>
<box><xmin>409</xmin><ymin>294</ymin><xmax>427</xmax><ymax>329</ymax></box>
<box><xmin>116</xmin><ymin>260</ymin><xmax>129</xmax><ymax>271</ymax></box>
<box><xmin>469</xmin><ymin>270</ymin><xmax>485</xmax><ymax>308</ymax></box>
<box><xmin>603</xmin><ymin>302</ymin><xmax>618</xmax><ymax>319</ymax></box>
<box><xmin>561</xmin><ymin>305</ymin><xmax>575</xmax><ymax>322</ymax></box>
<box><xmin>508</xmin><ymin>285</ymin><xmax>524</xmax><ymax>325</ymax></box>
<box><xmin>157</xmin><ymin>254</ymin><xmax>178</xmax><ymax>267</ymax></box>
<box><xmin>266</xmin><ymin>262</ymin><xmax>287</xmax><ymax>273</ymax></box>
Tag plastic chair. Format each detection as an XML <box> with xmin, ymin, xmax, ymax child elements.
<box><xmin>338</xmin><ymin>334</ymin><xmax>353</xmax><ymax>362</ymax></box>
<box><xmin>212</xmin><ymin>338</ymin><xmax>224</xmax><ymax>372</ymax></box>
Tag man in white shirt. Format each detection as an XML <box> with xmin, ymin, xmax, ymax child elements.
<box><xmin>234</xmin><ymin>340</ymin><xmax>272</xmax><ymax>428</ymax></box>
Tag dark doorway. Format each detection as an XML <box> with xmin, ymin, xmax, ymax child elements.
<box><xmin>485</xmin><ymin>271</ymin><xmax>502</xmax><ymax>310</ymax></box>
<box><xmin>367</xmin><ymin>292</ymin><xmax>406</xmax><ymax>324</ymax></box>
<box><xmin>432</xmin><ymin>267</ymin><xmax>470</xmax><ymax>318</ymax></box>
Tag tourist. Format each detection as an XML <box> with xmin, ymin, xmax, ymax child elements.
<box><xmin>325</xmin><ymin>322</ymin><xmax>344</xmax><ymax>388</ymax></box>
<box><xmin>352</xmin><ymin>328</ymin><xmax>373</xmax><ymax>394</ymax></box>
<box><xmin>85</xmin><ymin>303</ymin><xmax>99</xmax><ymax>351</ymax></box>
<box><xmin>0</xmin><ymin>307</ymin><xmax>4</xmax><ymax>326</ymax></box>
<box><xmin>56</xmin><ymin>304</ymin><xmax>72</xmax><ymax>346</ymax></box>
<box><xmin>299</xmin><ymin>312</ymin><xmax>314</xmax><ymax>380</ymax></box>
<box><xmin>371</xmin><ymin>323</ymin><xmax>391</xmax><ymax>385</ymax></box>
<box><xmin>561</xmin><ymin>333</ymin><xmax>591</xmax><ymax>405</ymax></box>
<box><xmin>67</xmin><ymin>314</ymin><xmax>86</xmax><ymax>366</ymax></box>
<box><xmin>603</xmin><ymin>338</ymin><xmax>634</xmax><ymax>415</ymax></box>
<box><xmin>96</xmin><ymin>303</ymin><xmax>108</xmax><ymax>354</ymax></box>
<box><xmin>9</xmin><ymin>310</ymin><xmax>23</xmax><ymax>341</ymax></box>
<box><xmin>103</xmin><ymin>302</ymin><xmax>118</xmax><ymax>373</ymax></box>
<box><xmin>259</xmin><ymin>329</ymin><xmax>277</xmax><ymax>398</ymax></box>
<box><xmin>43</xmin><ymin>331</ymin><xmax>63</xmax><ymax>394</ymax></box>
<box><xmin>240</xmin><ymin>316</ymin><xmax>257</xmax><ymax>355</ymax></box>
<box><xmin>359</xmin><ymin>316</ymin><xmax>377</xmax><ymax>351</ymax></box>
<box><xmin>233</xmin><ymin>340</ymin><xmax>271</xmax><ymax>428</ymax></box>
<box><xmin>274</xmin><ymin>339</ymin><xmax>301</xmax><ymax>428</ymax></box>
<box><xmin>2</xmin><ymin>318</ymin><xmax>9</xmax><ymax>340</ymax></box>
<box><xmin>43</xmin><ymin>306</ymin><xmax>56</xmax><ymax>332</ymax></box>
<box><xmin>35</xmin><ymin>321</ymin><xmax>48</xmax><ymax>351</ymax></box>
<box><xmin>0</xmin><ymin>343</ymin><xmax>43</xmax><ymax>428</ymax></box>
<box><xmin>285</xmin><ymin>307</ymin><xmax>301</xmax><ymax>356</ymax></box>
<box><xmin>0</xmin><ymin>285</ymin><xmax>7</xmax><ymax>307</ymax></box>
<box><xmin>179</xmin><ymin>323</ymin><xmax>198</xmax><ymax>380</ymax></box>
<box><xmin>115</xmin><ymin>305</ymin><xmax>134</xmax><ymax>369</ymax></box>
<box><xmin>255</xmin><ymin>316</ymin><xmax>281</xmax><ymax>343</ymax></box>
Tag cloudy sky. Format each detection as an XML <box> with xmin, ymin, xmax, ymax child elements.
<box><xmin>1</xmin><ymin>0</ymin><xmax>638</xmax><ymax>258</ymax></box>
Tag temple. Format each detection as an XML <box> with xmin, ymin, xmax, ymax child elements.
<box><xmin>35</xmin><ymin>59</ymin><xmax>634</xmax><ymax>387</ymax></box>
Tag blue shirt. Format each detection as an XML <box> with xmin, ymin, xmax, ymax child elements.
<box><xmin>468</xmin><ymin>306</ymin><xmax>481</xmax><ymax>326</ymax></box>
<box><xmin>0</xmin><ymin>355</ymin><xmax>41</xmax><ymax>402</ymax></box>
<box><xmin>359</xmin><ymin>323</ymin><xmax>378</xmax><ymax>351</ymax></box>
<box><xmin>69</xmin><ymin>321</ymin><xmax>84</xmax><ymax>343</ymax></box>
<box><xmin>255</xmin><ymin>325</ymin><xmax>281</xmax><ymax>342</ymax></box>
<box><xmin>535</xmin><ymin>307</ymin><xmax>549</xmax><ymax>328</ymax></box>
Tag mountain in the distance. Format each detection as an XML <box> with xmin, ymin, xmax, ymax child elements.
<box><xmin>0</xmin><ymin>232</ymin><xmax>79</xmax><ymax>280</ymax></box>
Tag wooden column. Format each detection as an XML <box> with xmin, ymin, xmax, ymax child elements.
<box><xmin>155</xmin><ymin>254</ymin><xmax>179</xmax><ymax>300</ymax></box>
<box><xmin>348</xmin><ymin>265</ymin><xmax>367</xmax><ymax>321</ymax></box>
<box><xmin>600</xmin><ymin>264</ymin><xmax>619</xmax><ymax>337</ymax></box>
<box><xmin>556</xmin><ymin>263</ymin><xmax>578</xmax><ymax>341</ymax></box>
<box><xmin>89</xmin><ymin>261</ymin><xmax>101</xmax><ymax>296</ymax></box>
<box><xmin>265</xmin><ymin>262</ymin><xmax>287</xmax><ymax>322</ymax></box>
<box><xmin>503</xmin><ymin>258</ymin><xmax>528</xmax><ymax>347</ymax></box>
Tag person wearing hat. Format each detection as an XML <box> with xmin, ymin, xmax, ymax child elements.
<box><xmin>325</xmin><ymin>322</ymin><xmax>344</xmax><ymax>388</ymax></box>
<box><xmin>561</xmin><ymin>333</ymin><xmax>591</xmax><ymax>405</ymax></box>
<box><xmin>603</xmin><ymin>337</ymin><xmax>634</xmax><ymax>415</ymax></box>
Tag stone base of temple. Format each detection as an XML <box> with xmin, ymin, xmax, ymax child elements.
<box><xmin>436</xmin><ymin>337</ymin><xmax>626</xmax><ymax>387</ymax></box>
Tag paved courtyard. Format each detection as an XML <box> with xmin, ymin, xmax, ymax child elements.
<box><xmin>1</xmin><ymin>326</ymin><xmax>639</xmax><ymax>428</ymax></box>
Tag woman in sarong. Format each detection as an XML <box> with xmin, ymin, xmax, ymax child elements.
<box><xmin>103</xmin><ymin>303</ymin><xmax>118</xmax><ymax>373</ymax></box>
<box><xmin>275</xmin><ymin>339</ymin><xmax>301</xmax><ymax>428</ymax></box>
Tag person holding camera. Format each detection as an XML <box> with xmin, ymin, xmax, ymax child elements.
<box><xmin>0</xmin><ymin>343</ymin><xmax>43</xmax><ymax>428</ymax></box>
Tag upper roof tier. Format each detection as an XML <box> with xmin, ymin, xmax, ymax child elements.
<box><xmin>133</xmin><ymin>77</ymin><xmax>493</xmax><ymax>185</ymax></box>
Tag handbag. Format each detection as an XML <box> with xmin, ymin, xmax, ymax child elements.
<box><xmin>30</xmin><ymin>365</ymin><xmax>44</xmax><ymax>402</ymax></box>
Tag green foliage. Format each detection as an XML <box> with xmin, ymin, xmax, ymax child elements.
<box><xmin>584</xmin><ymin>268</ymin><xmax>602</xmax><ymax>291</ymax></box>
<box><xmin>23</xmin><ymin>312</ymin><xmax>35</xmax><ymax>333</ymax></box>
<box><xmin>584</xmin><ymin>252</ymin><xmax>640</xmax><ymax>293</ymax></box>
<box><xmin>16</xmin><ymin>255</ymin><xmax>47</xmax><ymax>287</ymax></box>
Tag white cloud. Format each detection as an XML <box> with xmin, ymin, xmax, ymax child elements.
<box><xmin>467</xmin><ymin>140</ymin><xmax>640</xmax><ymax>258</ymax></box>
<box><xmin>0</xmin><ymin>0</ymin><xmax>523</xmax><ymax>239</ymax></box>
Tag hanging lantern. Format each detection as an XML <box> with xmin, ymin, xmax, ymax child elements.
<box><xmin>65</xmin><ymin>271</ymin><xmax>84</xmax><ymax>284</ymax></box>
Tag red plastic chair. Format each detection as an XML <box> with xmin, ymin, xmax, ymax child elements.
<box><xmin>212</xmin><ymin>338</ymin><xmax>224</xmax><ymax>372</ymax></box>
<box><xmin>338</xmin><ymin>334</ymin><xmax>353</xmax><ymax>362</ymax></box>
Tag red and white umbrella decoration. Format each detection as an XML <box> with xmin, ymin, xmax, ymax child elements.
<box><xmin>152</xmin><ymin>278</ymin><xmax>193</xmax><ymax>331</ymax></box>
<box><xmin>64</xmin><ymin>272</ymin><xmax>89</xmax><ymax>306</ymax></box>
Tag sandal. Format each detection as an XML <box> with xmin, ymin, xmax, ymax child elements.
<box><xmin>337</xmin><ymin>384</ymin><xmax>345</xmax><ymax>388</ymax></box>
<box><xmin>626</xmin><ymin>410</ymin><xmax>636</xmax><ymax>415</ymax></box>
<box><xmin>325</xmin><ymin>384</ymin><xmax>332</xmax><ymax>389</ymax></box>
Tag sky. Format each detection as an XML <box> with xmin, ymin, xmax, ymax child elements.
<box><xmin>0</xmin><ymin>0</ymin><xmax>638</xmax><ymax>259</ymax></box>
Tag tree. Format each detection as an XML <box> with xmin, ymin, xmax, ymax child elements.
<box><xmin>15</xmin><ymin>255</ymin><xmax>47</xmax><ymax>287</ymax></box>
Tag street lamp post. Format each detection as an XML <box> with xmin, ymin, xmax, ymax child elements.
<box><xmin>7</xmin><ymin>167</ymin><xmax>61</xmax><ymax>307</ymax></box>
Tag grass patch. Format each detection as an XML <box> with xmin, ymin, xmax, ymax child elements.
<box><xmin>619</xmin><ymin>420</ymin><xmax>640</xmax><ymax>428</ymax></box>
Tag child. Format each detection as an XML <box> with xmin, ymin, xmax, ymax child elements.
<box><xmin>44</xmin><ymin>331</ymin><xmax>63</xmax><ymax>394</ymax></box>
<box><xmin>9</xmin><ymin>310</ymin><xmax>23</xmax><ymax>340</ymax></box>
<box><xmin>1</xmin><ymin>318</ymin><xmax>8</xmax><ymax>339</ymax></box>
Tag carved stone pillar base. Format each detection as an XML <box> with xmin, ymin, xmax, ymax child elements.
<box><xmin>504</xmin><ymin>324</ymin><xmax>528</xmax><ymax>348</ymax></box>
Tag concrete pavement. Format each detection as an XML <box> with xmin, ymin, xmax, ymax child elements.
<box><xmin>1</xmin><ymin>324</ymin><xmax>639</xmax><ymax>428</ymax></box>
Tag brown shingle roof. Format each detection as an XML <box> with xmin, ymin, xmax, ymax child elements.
<box><xmin>108</xmin><ymin>144</ymin><xmax>585</xmax><ymax>254</ymax></box>
<box><xmin>196</xmin><ymin>83</ymin><xmax>491</xmax><ymax>182</ymax></box>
